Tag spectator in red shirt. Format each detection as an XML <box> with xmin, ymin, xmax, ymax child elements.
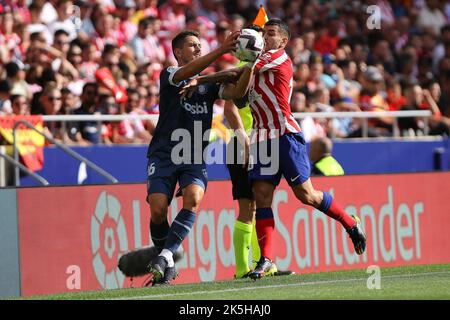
<box><xmin>114</xmin><ymin>0</ymin><xmax>138</xmax><ymax>43</ymax></box>
<box><xmin>314</xmin><ymin>16</ymin><xmax>341</xmax><ymax>55</ymax></box>
<box><xmin>115</xmin><ymin>88</ymin><xmax>151</xmax><ymax>144</ymax></box>
<box><xmin>0</xmin><ymin>10</ymin><xmax>22</xmax><ymax>63</ymax></box>
<box><xmin>129</xmin><ymin>17</ymin><xmax>166</xmax><ymax>66</ymax></box>
<box><xmin>387</xmin><ymin>79</ymin><xmax>406</xmax><ymax>111</ymax></box>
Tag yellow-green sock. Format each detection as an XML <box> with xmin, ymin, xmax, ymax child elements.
<box><xmin>251</xmin><ymin>219</ymin><xmax>261</xmax><ymax>269</ymax></box>
<box><xmin>233</xmin><ymin>220</ymin><xmax>253</xmax><ymax>278</ymax></box>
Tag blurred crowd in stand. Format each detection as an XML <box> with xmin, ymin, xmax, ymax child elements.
<box><xmin>1</xmin><ymin>0</ymin><xmax>450</xmax><ymax>145</ymax></box>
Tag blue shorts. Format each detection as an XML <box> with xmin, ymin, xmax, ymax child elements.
<box><xmin>147</xmin><ymin>152</ymin><xmax>208</xmax><ymax>203</ymax></box>
<box><xmin>248</xmin><ymin>132</ymin><xmax>310</xmax><ymax>187</ymax></box>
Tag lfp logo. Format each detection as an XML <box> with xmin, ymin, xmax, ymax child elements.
<box><xmin>91</xmin><ymin>191</ymin><xmax>129</xmax><ymax>289</ymax></box>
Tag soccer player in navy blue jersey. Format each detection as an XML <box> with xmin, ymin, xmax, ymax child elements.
<box><xmin>146</xmin><ymin>30</ymin><xmax>255</xmax><ymax>285</ymax></box>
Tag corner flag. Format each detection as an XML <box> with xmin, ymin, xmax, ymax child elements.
<box><xmin>253</xmin><ymin>5</ymin><xmax>269</xmax><ymax>27</ymax></box>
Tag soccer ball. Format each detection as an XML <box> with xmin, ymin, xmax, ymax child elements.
<box><xmin>233</xmin><ymin>29</ymin><xmax>265</xmax><ymax>62</ymax></box>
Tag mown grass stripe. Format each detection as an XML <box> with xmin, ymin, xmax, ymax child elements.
<box><xmin>107</xmin><ymin>270</ymin><xmax>450</xmax><ymax>300</ymax></box>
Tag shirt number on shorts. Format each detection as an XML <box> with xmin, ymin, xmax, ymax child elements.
<box><xmin>148</xmin><ymin>162</ymin><xmax>156</xmax><ymax>176</ymax></box>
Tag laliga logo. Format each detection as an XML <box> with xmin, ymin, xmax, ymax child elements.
<box><xmin>91</xmin><ymin>191</ymin><xmax>129</xmax><ymax>289</ymax></box>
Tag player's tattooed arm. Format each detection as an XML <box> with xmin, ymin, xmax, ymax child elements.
<box><xmin>180</xmin><ymin>67</ymin><xmax>244</xmax><ymax>99</ymax></box>
<box><xmin>197</xmin><ymin>67</ymin><xmax>244</xmax><ymax>84</ymax></box>
<box><xmin>180</xmin><ymin>63</ymin><xmax>254</xmax><ymax>99</ymax></box>
<box><xmin>220</xmin><ymin>63</ymin><xmax>255</xmax><ymax>100</ymax></box>
<box><xmin>233</xmin><ymin>92</ymin><xmax>249</xmax><ymax>109</ymax></box>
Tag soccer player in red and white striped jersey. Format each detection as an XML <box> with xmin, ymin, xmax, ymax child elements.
<box><xmin>248</xmin><ymin>38</ymin><xmax>301</xmax><ymax>142</ymax></box>
<box><xmin>177</xmin><ymin>19</ymin><xmax>367</xmax><ymax>280</ymax></box>
<box><xmin>247</xmin><ymin>19</ymin><xmax>367</xmax><ymax>280</ymax></box>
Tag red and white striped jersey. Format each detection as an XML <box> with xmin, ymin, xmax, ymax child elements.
<box><xmin>248</xmin><ymin>49</ymin><xmax>301</xmax><ymax>142</ymax></box>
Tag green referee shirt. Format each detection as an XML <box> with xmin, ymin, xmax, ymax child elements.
<box><xmin>313</xmin><ymin>156</ymin><xmax>345</xmax><ymax>176</ymax></box>
<box><xmin>235</xmin><ymin>61</ymin><xmax>253</xmax><ymax>135</ymax></box>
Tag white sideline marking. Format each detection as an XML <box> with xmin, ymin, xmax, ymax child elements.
<box><xmin>108</xmin><ymin>271</ymin><xmax>450</xmax><ymax>300</ymax></box>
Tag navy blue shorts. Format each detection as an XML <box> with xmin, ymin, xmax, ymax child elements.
<box><xmin>248</xmin><ymin>132</ymin><xmax>310</xmax><ymax>187</ymax></box>
<box><xmin>226</xmin><ymin>137</ymin><xmax>253</xmax><ymax>200</ymax></box>
<box><xmin>147</xmin><ymin>152</ymin><xmax>208</xmax><ymax>203</ymax></box>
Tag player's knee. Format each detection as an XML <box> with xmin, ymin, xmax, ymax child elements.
<box><xmin>295</xmin><ymin>191</ymin><xmax>316</xmax><ymax>206</ymax></box>
<box><xmin>150</xmin><ymin>204</ymin><xmax>168</xmax><ymax>224</ymax></box>
<box><xmin>253</xmin><ymin>188</ymin><xmax>272</xmax><ymax>207</ymax></box>
<box><xmin>182</xmin><ymin>189</ymin><xmax>203</xmax><ymax>212</ymax></box>
<box><xmin>249</xmin><ymin>201</ymin><xmax>256</xmax><ymax>214</ymax></box>
<box><xmin>237</xmin><ymin>201</ymin><xmax>255</xmax><ymax>223</ymax></box>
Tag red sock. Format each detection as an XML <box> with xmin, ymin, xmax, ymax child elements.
<box><xmin>325</xmin><ymin>200</ymin><xmax>356</xmax><ymax>230</ymax></box>
<box><xmin>255</xmin><ymin>218</ymin><xmax>274</xmax><ymax>260</ymax></box>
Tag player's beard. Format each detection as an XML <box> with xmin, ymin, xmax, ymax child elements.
<box><xmin>264</xmin><ymin>40</ymin><xmax>278</xmax><ymax>52</ymax></box>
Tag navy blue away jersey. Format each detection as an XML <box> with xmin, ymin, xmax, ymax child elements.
<box><xmin>147</xmin><ymin>66</ymin><xmax>223</xmax><ymax>162</ymax></box>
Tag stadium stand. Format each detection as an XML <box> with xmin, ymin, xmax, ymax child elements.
<box><xmin>0</xmin><ymin>0</ymin><xmax>449</xmax><ymax>143</ymax></box>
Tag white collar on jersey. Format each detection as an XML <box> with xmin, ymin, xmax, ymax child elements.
<box><xmin>267</xmin><ymin>48</ymin><xmax>284</xmax><ymax>54</ymax></box>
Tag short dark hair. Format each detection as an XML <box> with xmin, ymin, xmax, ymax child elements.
<box><xmin>54</xmin><ymin>29</ymin><xmax>69</xmax><ymax>38</ymax></box>
<box><xmin>171</xmin><ymin>30</ymin><xmax>199</xmax><ymax>60</ymax></box>
<box><xmin>400</xmin><ymin>79</ymin><xmax>418</xmax><ymax>92</ymax></box>
<box><xmin>82</xmin><ymin>82</ymin><xmax>98</xmax><ymax>94</ymax></box>
<box><xmin>135</xmin><ymin>69</ymin><xmax>148</xmax><ymax>78</ymax></box>
<box><xmin>423</xmin><ymin>79</ymin><xmax>439</xmax><ymax>90</ymax></box>
<box><xmin>5</xmin><ymin>62</ymin><xmax>20</xmax><ymax>78</ymax></box>
<box><xmin>138</xmin><ymin>17</ymin><xmax>151</xmax><ymax>29</ymax></box>
<box><xmin>28</xmin><ymin>2</ymin><xmax>43</xmax><ymax>12</ymax></box>
<box><xmin>245</xmin><ymin>24</ymin><xmax>264</xmax><ymax>34</ymax></box>
<box><xmin>10</xmin><ymin>94</ymin><xmax>25</xmax><ymax>105</ymax></box>
<box><xmin>336</xmin><ymin>59</ymin><xmax>350</xmax><ymax>68</ymax></box>
<box><xmin>0</xmin><ymin>80</ymin><xmax>11</xmax><ymax>93</ymax></box>
<box><xmin>441</xmin><ymin>24</ymin><xmax>450</xmax><ymax>34</ymax></box>
<box><xmin>265</xmin><ymin>18</ymin><xmax>291</xmax><ymax>40</ymax></box>
<box><xmin>30</xmin><ymin>31</ymin><xmax>44</xmax><ymax>42</ymax></box>
<box><xmin>216</xmin><ymin>21</ymin><xmax>230</xmax><ymax>33</ymax></box>
<box><xmin>126</xmin><ymin>88</ymin><xmax>138</xmax><ymax>96</ymax></box>
<box><xmin>103</xmin><ymin>43</ymin><xmax>118</xmax><ymax>55</ymax></box>
<box><xmin>61</xmin><ymin>87</ymin><xmax>72</xmax><ymax>95</ymax></box>
<box><xmin>57</xmin><ymin>0</ymin><xmax>72</xmax><ymax>8</ymax></box>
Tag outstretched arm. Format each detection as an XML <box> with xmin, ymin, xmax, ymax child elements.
<box><xmin>179</xmin><ymin>66</ymin><xmax>246</xmax><ymax>98</ymax></box>
<box><xmin>423</xmin><ymin>89</ymin><xmax>442</xmax><ymax>118</ymax></box>
<box><xmin>180</xmin><ymin>63</ymin><xmax>254</xmax><ymax>100</ymax></box>
<box><xmin>220</xmin><ymin>63</ymin><xmax>255</xmax><ymax>100</ymax></box>
<box><xmin>172</xmin><ymin>31</ymin><xmax>240</xmax><ymax>84</ymax></box>
<box><xmin>196</xmin><ymin>65</ymin><xmax>247</xmax><ymax>84</ymax></box>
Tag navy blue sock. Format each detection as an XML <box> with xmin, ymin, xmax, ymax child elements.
<box><xmin>255</xmin><ymin>207</ymin><xmax>274</xmax><ymax>220</ymax></box>
<box><xmin>318</xmin><ymin>191</ymin><xmax>332</xmax><ymax>212</ymax></box>
<box><xmin>164</xmin><ymin>209</ymin><xmax>196</xmax><ymax>253</ymax></box>
<box><xmin>150</xmin><ymin>219</ymin><xmax>170</xmax><ymax>252</ymax></box>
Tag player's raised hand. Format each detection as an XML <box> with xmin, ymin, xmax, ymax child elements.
<box><xmin>423</xmin><ymin>89</ymin><xmax>433</xmax><ymax>101</ymax></box>
<box><xmin>220</xmin><ymin>31</ymin><xmax>240</xmax><ymax>54</ymax></box>
<box><xmin>180</xmin><ymin>77</ymin><xmax>199</xmax><ymax>99</ymax></box>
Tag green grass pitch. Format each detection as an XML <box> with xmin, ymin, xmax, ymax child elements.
<box><xmin>20</xmin><ymin>263</ymin><xmax>450</xmax><ymax>300</ymax></box>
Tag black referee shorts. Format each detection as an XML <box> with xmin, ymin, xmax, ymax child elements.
<box><xmin>226</xmin><ymin>137</ymin><xmax>254</xmax><ymax>200</ymax></box>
